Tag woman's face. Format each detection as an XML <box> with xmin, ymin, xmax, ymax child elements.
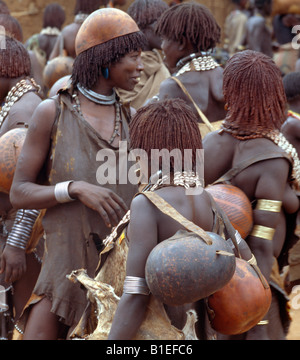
<box><xmin>161</xmin><ymin>37</ymin><xmax>182</xmax><ymax>73</ymax></box>
<box><xmin>109</xmin><ymin>50</ymin><xmax>144</xmax><ymax>91</ymax></box>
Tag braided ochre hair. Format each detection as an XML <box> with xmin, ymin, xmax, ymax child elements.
<box><xmin>129</xmin><ymin>98</ymin><xmax>202</xmax><ymax>172</ymax></box>
<box><xmin>222</xmin><ymin>50</ymin><xmax>287</xmax><ymax>138</ymax></box>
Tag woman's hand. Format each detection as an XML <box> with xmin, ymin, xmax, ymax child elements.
<box><xmin>0</xmin><ymin>245</ymin><xmax>26</xmax><ymax>283</ymax></box>
<box><xmin>69</xmin><ymin>181</ymin><xmax>128</xmax><ymax>228</ymax></box>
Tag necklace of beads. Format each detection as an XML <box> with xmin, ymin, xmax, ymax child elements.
<box><xmin>149</xmin><ymin>170</ymin><xmax>203</xmax><ymax>191</ymax></box>
<box><xmin>0</xmin><ymin>77</ymin><xmax>40</xmax><ymax>129</ymax></box>
<box><xmin>223</xmin><ymin>128</ymin><xmax>300</xmax><ymax>190</ymax></box>
<box><xmin>40</xmin><ymin>27</ymin><xmax>61</xmax><ymax>36</ymax></box>
<box><xmin>267</xmin><ymin>130</ymin><xmax>300</xmax><ymax>190</ymax></box>
<box><xmin>72</xmin><ymin>90</ymin><xmax>121</xmax><ymax>145</ymax></box>
<box><xmin>175</xmin><ymin>52</ymin><xmax>220</xmax><ymax>77</ymax></box>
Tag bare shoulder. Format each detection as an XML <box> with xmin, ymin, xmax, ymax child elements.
<box><xmin>203</xmin><ymin>131</ymin><xmax>238</xmax><ymax>185</ymax></box>
<box><xmin>210</xmin><ymin>65</ymin><xmax>223</xmax><ymax>77</ymax></box>
<box><xmin>282</xmin><ymin>116</ymin><xmax>300</xmax><ymax>135</ymax></box>
<box><xmin>130</xmin><ymin>193</ymin><xmax>157</xmax><ymax>218</ymax></box>
<box><xmin>2</xmin><ymin>92</ymin><xmax>42</xmax><ymax>134</ymax></box>
<box><xmin>62</xmin><ymin>23</ymin><xmax>81</xmax><ymax>37</ymax></box>
<box><xmin>127</xmin><ymin>193</ymin><xmax>158</xmax><ymax>247</ymax></box>
<box><xmin>11</xmin><ymin>92</ymin><xmax>42</xmax><ymax>120</ymax></box>
<box><xmin>157</xmin><ymin>77</ymin><xmax>181</xmax><ymax>100</ymax></box>
<box><xmin>26</xmin><ymin>96</ymin><xmax>59</xmax><ymax>136</ymax></box>
<box><xmin>203</xmin><ymin>130</ymin><xmax>234</xmax><ymax>152</ymax></box>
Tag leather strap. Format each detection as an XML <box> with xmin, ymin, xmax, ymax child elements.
<box><xmin>171</xmin><ymin>76</ymin><xmax>215</xmax><ymax>132</ymax></box>
<box><xmin>142</xmin><ymin>191</ymin><xmax>213</xmax><ymax>245</ymax></box>
<box><xmin>213</xmin><ymin>151</ymin><xmax>291</xmax><ymax>185</ymax></box>
<box><xmin>206</xmin><ymin>192</ymin><xmax>241</xmax><ymax>258</ymax></box>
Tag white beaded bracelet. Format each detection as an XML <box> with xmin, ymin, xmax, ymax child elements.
<box><xmin>54</xmin><ymin>181</ymin><xmax>75</xmax><ymax>203</ymax></box>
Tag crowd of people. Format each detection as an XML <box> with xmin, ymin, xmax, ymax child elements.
<box><xmin>0</xmin><ymin>0</ymin><xmax>300</xmax><ymax>341</ymax></box>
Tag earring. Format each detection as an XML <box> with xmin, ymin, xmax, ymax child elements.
<box><xmin>101</xmin><ymin>67</ymin><xmax>109</xmax><ymax>79</ymax></box>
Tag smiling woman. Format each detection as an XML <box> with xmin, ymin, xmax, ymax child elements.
<box><xmin>72</xmin><ymin>8</ymin><xmax>146</xmax><ymax>90</ymax></box>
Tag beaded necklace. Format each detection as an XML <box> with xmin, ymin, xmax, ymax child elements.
<box><xmin>0</xmin><ymin>77</ymin><xmax>41</xmax><ymax>129</ymax></box>
<box><xmin>40</xmin><ymin>27</ymin><xmax>61</xmax><ymax>36</ymax></box>
<box><xmin>222</xmin><ymin>128</ymin><xmax>300</xmax><ymax>190</ymax></box>
<box><xmin>72</xmin><ymin>90</ymin><xmax>121</xmax><ymax>145</ymax></box>
<box><xmin>149</xmin><ymin>171</ymin><xmax>203</xmax><ymax>191</ymax></box>
<box><xmin>175</xmin><ymin>52</ymin><xmax>220</xmax><ymax>77</ymax></box>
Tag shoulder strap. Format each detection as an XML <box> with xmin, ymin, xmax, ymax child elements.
<box><xmin>120</xmin><ymin>102</ymin><xmax>130</xmax><ymax>142</ymax></box>
<box><xmin>48</xmin><ymin>95</ymin><xmax>62</xmax><ymax>140</ymax></box>
<box><xmin>213</xmin><ymin>151</ymin><xmax>292</xmax><ymax>185</ymax></box>
<box><xmin>141</xmin><ymin>191</ymin><xmax>212</xmax><ymax>245</ymax></box>
<box><xmin>171</xmin><ymin>76</ymin><xmax>215</xmax><ymax>132</ymax></box>
<box><xmin>206</xmin><ymin>191</ymin><xmax>241</xmax><ymax>257</ymax></box>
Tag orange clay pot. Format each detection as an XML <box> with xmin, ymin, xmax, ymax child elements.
<box><xmin>207</xmin><ymin>258</ymin><xmax>272</xmax><ymax>335</ymax></box>
<box><xmin>206</xmin><ymin>184</ymin><xmax>253</xmax><ymax>239</ymax></box>
<box><xmin>0</xmin><ymin>127</ymin><xmax>27</xmax><ymax>193</ymax></box>
<box><xmin>43</xmin><ymin>56</ymin><xmax>74</xmax><ymax>90</ymax></box>
<box><xmin>48</xmin><ymin>75</ymin><xmax>71</xmax><ymax>97</ymax></box>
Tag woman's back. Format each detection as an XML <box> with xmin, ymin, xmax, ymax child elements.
<box><xmin>158</xmin><ymin>68</ymin><xmax>225</xmax><ymax>123</ymax></box>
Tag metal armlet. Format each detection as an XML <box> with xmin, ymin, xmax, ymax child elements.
<box><xmin>123</xmin><ymin>276</ymin><xmax>150</xmax><ymax>296</ymax></box>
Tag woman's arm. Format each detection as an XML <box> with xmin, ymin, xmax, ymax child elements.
<box><xmin>10</xmin><ymin>99</ymin><xmax>128</xmax><ymax>228</ymax></box>
<box><xmin>10</xmin><ymin>99</ymin><xmax>59</xmax><ymax>210</ymax></box>
<box><xmin>108</xmin><ymin>194</ymin><xmax>158</xmax><ymax>339</ymax></box>
<box><xmin>246</xmin><ymin>157</ymin><xmax>290</xmax><ymax>282</ymax></box>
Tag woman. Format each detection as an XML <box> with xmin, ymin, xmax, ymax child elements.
<box><xmin>10</xmin><ymin>8</ymin><xmax>146</xmax><ymax>340</ymax></box>
<box><xmin>26</xmin><ymin>3</ymin><xmax>66</xmax><ymax>62</ymax></box>
<box><xmin>107</xmin><ymin>99</ymin><xmax>213</xmax><ymax>339</ymax></box>
<box><xmin>246</xmin><ymin>0</ymin><xmax>273</xmax><ymax>58</ymax></box>
<box><xmin>203</xmin><ymin>50</ymin><xmax>300</xmax><ymax>339</ymax></box>
<box><xmin>117</xmin><ymin>0</ymin><xmax>170</xmax><ymax>109</ymax></box>
<box><xmin>224</xmin><ymin>0</ymin><xmax>249</xmax><ymax>56</ymax></box>
<box><xmin>0</xmin><ymin>36</ymin><xmax>42</xmax><ymax>340</ymax></box>
<box><xmin>153</xmin><ymin>2</ymin><xmax>226</xmax><ymax>138</ymax></box>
